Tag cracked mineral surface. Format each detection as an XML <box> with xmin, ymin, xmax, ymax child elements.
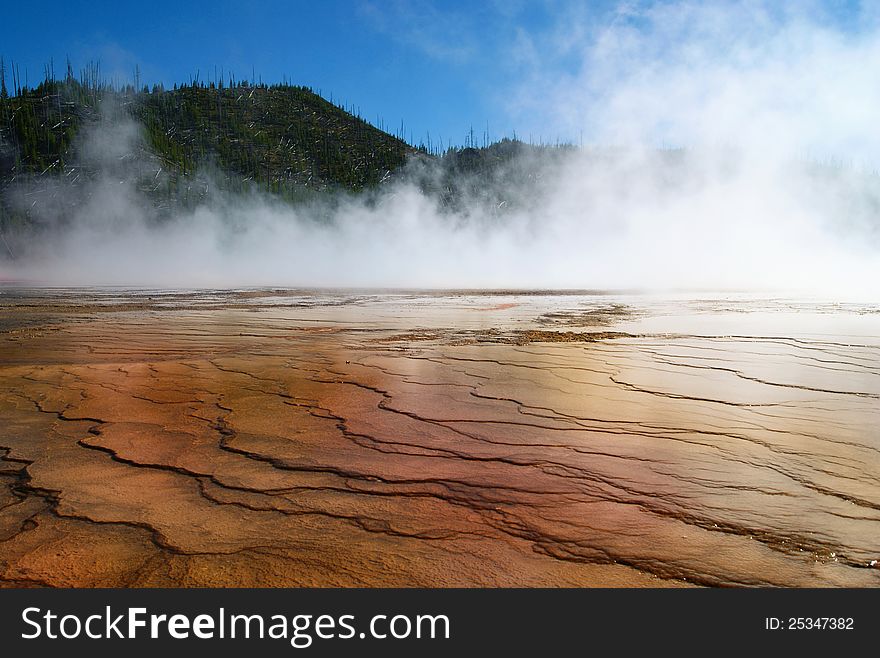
<box><xmin>1</xmin><ymin>289</ymin><xmax>878</xmax><ymax>587</ymax></box>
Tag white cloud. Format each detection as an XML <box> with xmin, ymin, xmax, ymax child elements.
<box><xmin>507</xmin><ymin>0</ymin><xmax>880</xmax><ymax>165</ymax></box>
<box><xmin>357</xmin><ymin>0</ymin><xmax>480</xmax><ymax>64</ymax></box>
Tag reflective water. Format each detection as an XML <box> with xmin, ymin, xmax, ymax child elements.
<box><xmin>1</xmin><ymin>289</ymin><xmax>878</xmax><ymax>586</ymax></box>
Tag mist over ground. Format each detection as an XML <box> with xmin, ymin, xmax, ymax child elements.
<box><xmin>2</xmin><ymin>1</ymin><xmax>880</xmax><ymax>295</ymax></box>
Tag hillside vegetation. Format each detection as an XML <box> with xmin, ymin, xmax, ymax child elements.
<box><xmin>0</xmin><ymin>64</ymin><xmax>573</xmax><ymax>240</ymax></box>
<box><xmin>0</xmin><ymin>74</ymin><xmax>413</xmax><ymax>191</ymax></box>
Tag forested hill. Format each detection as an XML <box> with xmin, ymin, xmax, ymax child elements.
<box><xmin>0</xmin><ymin>68</ymin><xmax>575</xmax><ymax>238</ymax></box>
<box><xmin>0</xmin><ymin>75</ymin><xmax>415</xmax><ymax>195</ymax></box>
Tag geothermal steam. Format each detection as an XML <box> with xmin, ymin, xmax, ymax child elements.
<box><xmin>3</xmin><ymin>1</ymin><xmax>880</xmax><ymax>294</ymax></box>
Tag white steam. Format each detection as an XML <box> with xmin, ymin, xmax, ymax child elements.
<box><xmin>4</xmin><ymin>0</ymin><xmax>880</xmax><ymax>296</ymax></box>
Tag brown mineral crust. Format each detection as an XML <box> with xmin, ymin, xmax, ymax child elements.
<box><xmin>1</xmin><ymin>291</ymin><xmax>878</xmax><ymax>587</ymax></box>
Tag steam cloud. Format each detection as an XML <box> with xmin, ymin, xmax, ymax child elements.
<box><xmin>3</xmin><ymin>0</ymin><xmax>880</xmax><ymax>296</ymax></box>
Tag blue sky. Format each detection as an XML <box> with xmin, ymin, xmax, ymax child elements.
<box><xmin>2</xmin><ymin>0</ymin><xmax>579</xmax><ymax>147</ymax></box>
<box><xmin>1</xmin><ymin>0</ymin><xmax>869</xmax><ymax>148</ymax></box>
